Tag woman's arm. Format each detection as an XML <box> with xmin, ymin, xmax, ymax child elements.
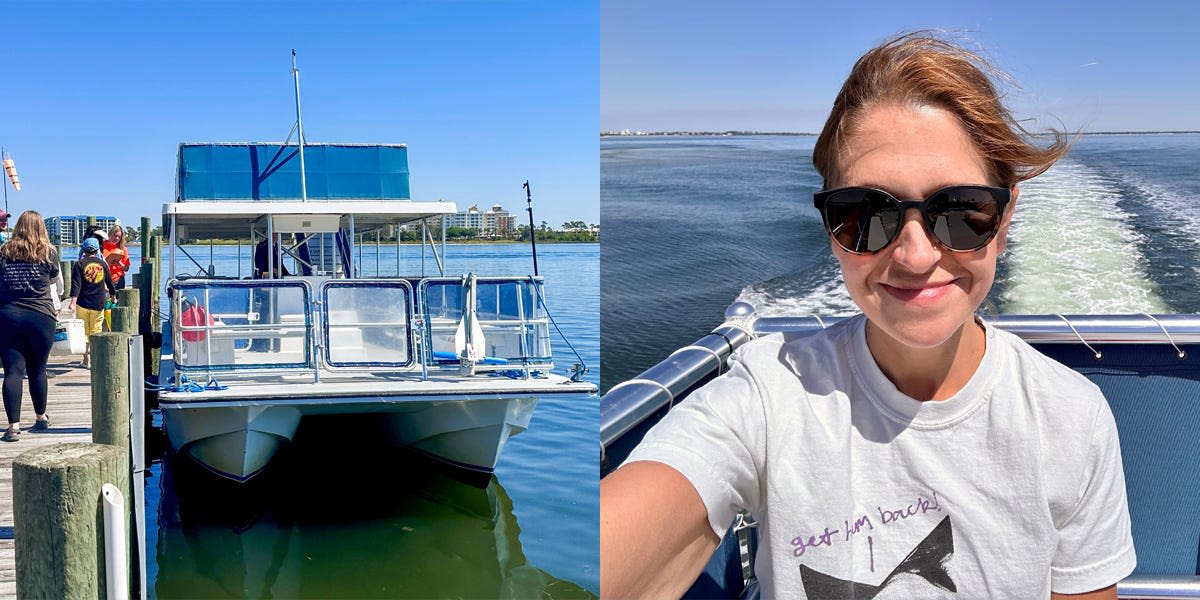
<box><xmin>1052</xmin><ymin>584</ymin><xmax>1116</xmax><ymax>600</ymax></box>
<box><xmin>600</xmin><ymin>460</ymin><xmax>720</xmax><ymax>599</ymax></box>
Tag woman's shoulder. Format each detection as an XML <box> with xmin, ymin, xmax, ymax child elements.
<box><xmin>730</xmin><ymin>314</ymin><xmax>861</xmax><ymax>375</ymax></box>
<box><xmin>987</xmin><ymin>325</ymin><xmax>1106</xmax><ymax>412</ymax></box>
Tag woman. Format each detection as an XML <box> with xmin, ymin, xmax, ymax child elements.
<box><xmin>600</xmin><ymin>33</ymin><xmax>1135</xmax><ymax>599</ymax></box>
<box><xmin>0</xmin><ymin>211</ymin><xmax>59</xmax><ymax>441</ymax></box>
<box><xmin>102</xmin><ymin>225</ymin><xmax>131</xmax><ymax>290</ymax></box>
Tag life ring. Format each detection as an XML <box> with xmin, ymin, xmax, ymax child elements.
<box><xmin>181</xmin><ymin>304</ymin><xmax>214</xmax><ymax>342</ymax></box>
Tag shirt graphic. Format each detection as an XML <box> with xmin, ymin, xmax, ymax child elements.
<box><xmin>800</xmin><ymin>516</ymin><xmax>956</xmax><ymax>599</ymax></box>
<box><xmin>83</xmin><ymin>261</ymin><xmax>107</xmax><ymax>284</ymax></box>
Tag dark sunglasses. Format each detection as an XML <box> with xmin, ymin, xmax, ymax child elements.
<box><xmin>813</xmin><ymin>185</ymin><xmax>1012</xmax><ymax>254</ymax></box>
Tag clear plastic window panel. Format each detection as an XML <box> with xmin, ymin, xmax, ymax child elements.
<box><xmin>422</xmin><ymin>279</ymin><xmax>552</xmax><ymax>365</ymax></box>
<box><xmin>176</xmin><ymin>283</ymin><xmax>311</xmax><ymax>369</ymax></box>
<box><xmin>324</xmin><ymin>284</ymin><xmax>411</xmax><ymax>366</ymax></box>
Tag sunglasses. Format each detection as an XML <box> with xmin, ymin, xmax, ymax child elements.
<box><xmin>813</xmin><ymin>185</ymin><xmax>1012</xmax><ymax>254</ymax></box>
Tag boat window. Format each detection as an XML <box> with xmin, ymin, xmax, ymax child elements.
<box><xmin>171</xmin><ymin>280</ymin><xmax>314</xmax><ymax>371</ymax></box>
<box><xmin>321</xmin><ymin>280</ymin><xmax>414</xmax><ymax>368</ymax></box>
<box><xmin>419</xmin><ymin>277</ymin><xmax>554</xmax><ymax>367</ymax></box>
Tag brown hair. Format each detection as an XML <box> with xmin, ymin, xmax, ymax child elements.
<box><xmin>813</xmin><ymin>31</ymin><xmax>1070</xmax><ymax>189</ymax></box>
<box><xmin>0</xmin><ymin>210</ymin><xmax>54</xmax><ymax>263</ymax></box>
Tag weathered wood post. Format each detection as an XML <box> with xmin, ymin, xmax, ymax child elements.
<box><xmin>112</xmin><ymin>289</ymin><xmax>140</xmax><ymax>335</ymax></box>
<box><xmin>91</xmin><ymin>332</ymin><xmax>136</xmax><ymax>595</ymax></box>
<box><xmin>139</xmin><ymin>217</ymin><xmax>151</xmax><ymax>265</ymax></box>
<box><xmin>140</xmin><ymin>254</ymin><xmax>161</xmax><ymax>378</ymax></box>
<box><xmin>13</xmin><ymin>443</ymin><xmax>129</xmax><ymax>598</ymax></box>
<box><xmin>149</xmin><ymin>234</ymin><xmax>162</xmax><ymax>376</ymax></box>
<box><xmin>110</xmin><ymin>306</ymin><xmax>136</xmax><ymax>335</ymax></box>
<box><xmin>59</xmin><ymin>259</ymin><xmax>72</xmax><ymax>300</ymax></box>
<box><xmin>117</xmin><ymin>288</ymin><xmax>140</xmax><ymax>314</ymax></box>
<box><xmin>91</xmin><ymin>333</ymin><xmax>130</xmax><ymax>447</ymax></box>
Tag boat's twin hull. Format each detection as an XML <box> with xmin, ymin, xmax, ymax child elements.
<box><xmin>162</xmin><ymin>396</ymin><xmax>538</xmax><ymax>482</ymax></box>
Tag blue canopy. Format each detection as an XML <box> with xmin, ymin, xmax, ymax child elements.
<box><xmin>176</xmin><ymin>143</ymin><xmax>410</xmax><ymax>201</ymax></box>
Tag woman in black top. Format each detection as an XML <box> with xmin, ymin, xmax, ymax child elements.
<box><xmin>0</xmin><ymin>211</ymin><xmax>60</xmax><ymax>441</ymax></box>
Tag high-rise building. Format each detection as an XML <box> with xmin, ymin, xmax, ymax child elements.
<box><xmin>400</xmin><ymin>203</ymin><xmax>515</xmax><ymax>238</ymax></box>
<box><xmin>482</xmin><ymin>204</ymin><xmax>515</xmax><ymax>238</ymax></box>
<box><xmin>448</xmin><ymin>205</ymin><xmax>484</xmax><ymax>231</ymax></box>
<box><xmin>45</xmin><ymin>215</ymin><xmax>121</xmax><ymax>245</ymax></box>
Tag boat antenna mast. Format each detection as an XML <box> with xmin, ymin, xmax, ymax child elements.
<box><xmin>291</xmin><ymin>49</ymin><xmax>308</xmax><ymax>202</ymax></box>
<box><xmin>523</xmin><ymin>180</ymin><xmax>539</xmax><ymax>276</ymax></box>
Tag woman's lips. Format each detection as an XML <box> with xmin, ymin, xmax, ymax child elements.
<box><xmin>881</xmin><ymin>281</ymin><xmax>954</xmax><ymax>304</ymax></box>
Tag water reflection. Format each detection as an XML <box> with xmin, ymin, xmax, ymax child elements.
<box><xmin>152</xmin><ymin>432</ymin><xmax>594</xmax><ymax>599</ymax></box>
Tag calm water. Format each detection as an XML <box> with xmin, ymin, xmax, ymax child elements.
<box><xmin>119</xmin><ymin>242</ymin><xmax>599</xmax><ymax>597</ymax></box>
<box><xmin>600</xmin><ymin>134</ymin><xmax>1200</xmax><ymax>392</ymax></box>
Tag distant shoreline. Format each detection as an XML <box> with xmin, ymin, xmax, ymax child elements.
<box><xmin>601</xmin><ymin>130</ymin><xmax>1200</xmax><ymax>137</ymax></box>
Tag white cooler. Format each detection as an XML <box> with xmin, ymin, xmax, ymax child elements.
<box><xmin>51</xmin><ymin>319</ymin><xmax>86</xmax><ymax>355</ymax></box>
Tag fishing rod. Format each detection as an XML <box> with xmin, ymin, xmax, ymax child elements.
<box><xmin>523</xmin><ymin>180</ymin><xmax>539</xmax><ymax>276</ymax></box>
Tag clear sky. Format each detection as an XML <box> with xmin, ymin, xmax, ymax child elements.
<box><xmin>1</xmin><ymin>0</ymin><xmax>598</xmax><ymax>230</ymax></box>
<box><xmin>602</xmin><ymin>0</ymin><xmax>1200</xmax><ymax>133</ymax></box>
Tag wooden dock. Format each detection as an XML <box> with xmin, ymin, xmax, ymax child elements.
<box><xmin>0</xmin><ymin>356</ymin><xmax>96</xmax><ymax>598</ymax></box>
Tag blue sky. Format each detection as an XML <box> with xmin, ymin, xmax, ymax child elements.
<box><xmin>602</xmin><ymin>0</ymin><xmax>1200</xmax><ymax>133</ymax></box>
<box><xmin>1</xmin><ymin>0</ymin><xmax>598</xmax><ymax>230</ymax></box>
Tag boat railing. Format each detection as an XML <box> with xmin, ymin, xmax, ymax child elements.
<box><xmin>601</xmin><ymin>303</ymin><xmax>1200</xmax><ymax>598</ymax></box>
<box><xmin>417</xmin><ymin>276</ymin><xmax>555</xmax><ymax>372</ymax></box>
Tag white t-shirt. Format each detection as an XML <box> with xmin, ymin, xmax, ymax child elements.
<box><xmin>628</xmin><ymin>314</ymin><xmax>1136</xmax><ymax>598</ymax></box>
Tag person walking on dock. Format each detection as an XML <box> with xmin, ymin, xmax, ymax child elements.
<box><xmin>0</xmin><ymin>211</ymin><xmax>60</xmax><ymax>441</ymax></box>
<box><xmin>68</xmin><ymin>237</ymin><xmax>117</xmax><ymax>369</ymax></box>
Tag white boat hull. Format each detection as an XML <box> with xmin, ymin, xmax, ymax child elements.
<box><xmin>162</xmin><ymin>404</ymin><xmax>302</xmax><ymax>482</ymax></box>
<box><xmin>157</xmin><ymin>379</ymin><xmax>573</xmax><ymax>482</ymax></box>
<box><xmin>388</xmin><ymin>397</ymin><xmax>537</xmax><ymax>473</ymax></box>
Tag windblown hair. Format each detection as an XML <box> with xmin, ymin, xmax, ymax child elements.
<box><xmin>813</xmin><ymin>31</ymin><xmax>1070</xmax><ymax>189</ymax></box>
<box><xmin>0</xmin><ymin>210</ymin><xmax>55</xmax><ymax>263</ymax></box>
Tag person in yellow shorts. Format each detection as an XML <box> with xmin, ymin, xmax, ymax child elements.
<box><xmin>67</xmin><ymin>237</ymin><xmax>117</xmax><ymax>368</ymax></box>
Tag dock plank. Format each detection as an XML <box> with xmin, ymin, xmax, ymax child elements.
<box><xmin>0</xmin><ymin>356</ymin><xmax>97</xmax><ymax>598</ymax></box>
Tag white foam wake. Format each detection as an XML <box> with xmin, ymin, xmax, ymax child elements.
<box><xmin>1000</xmin><ymin>160</ymin><xmax>1166</xmax><ymax>314</ymax></box>
<box><xmin>737</xmin><ymin>272</ymin><xmax>858</xmax><ymax>318</ymax></box>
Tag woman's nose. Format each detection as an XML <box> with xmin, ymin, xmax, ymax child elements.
<box><xmin>889</xmin><ymin>210</ymin><xmax>942</xmax><ymax>272</ymax></box>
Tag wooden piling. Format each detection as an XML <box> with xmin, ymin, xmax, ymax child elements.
<box><xmin>110</xmin><ymin>306</ymin><xmax>137</xmax><ymax>335</ymax></box>
<box><xmin>139</xmin><ymin>217</ymin><xmax>150</xmax><ymax>265</ymax></box>
<box><xmin>113</xmin><ymin>289</ymin><xmax>140</xmax><ymax>336</ymax></box>
<box><xmin>90</xmin><ymin>333</ymin><xmax>130</xmax><ymax>448</ymax></box>
<box><xmin>117</xmin><ymin>288</ymin><xmax>140</xmax><ymax>311</ymax></box>
<box><xmin>59</xmin><ymin>260</ymin><xmax>72</xmax><ymax>299</ymax></box>
<box><xmin>12</xmin><ymin>442</ymin><xmax>129</xmax><ymax>599</ymax></box>
<box><xmin>139</xmin><ymin>255</ymin><xmax>161</xmax><ymax>378</ymax></box>
<box><xmin>149</xmin><ymin>235</ymin><xmax>162</xmax><ymax>374</ymax></box>
<box><xmin>90</xmin><ymin>332</ymin><xmax>138</xmax><ymax>597</ymax></box>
